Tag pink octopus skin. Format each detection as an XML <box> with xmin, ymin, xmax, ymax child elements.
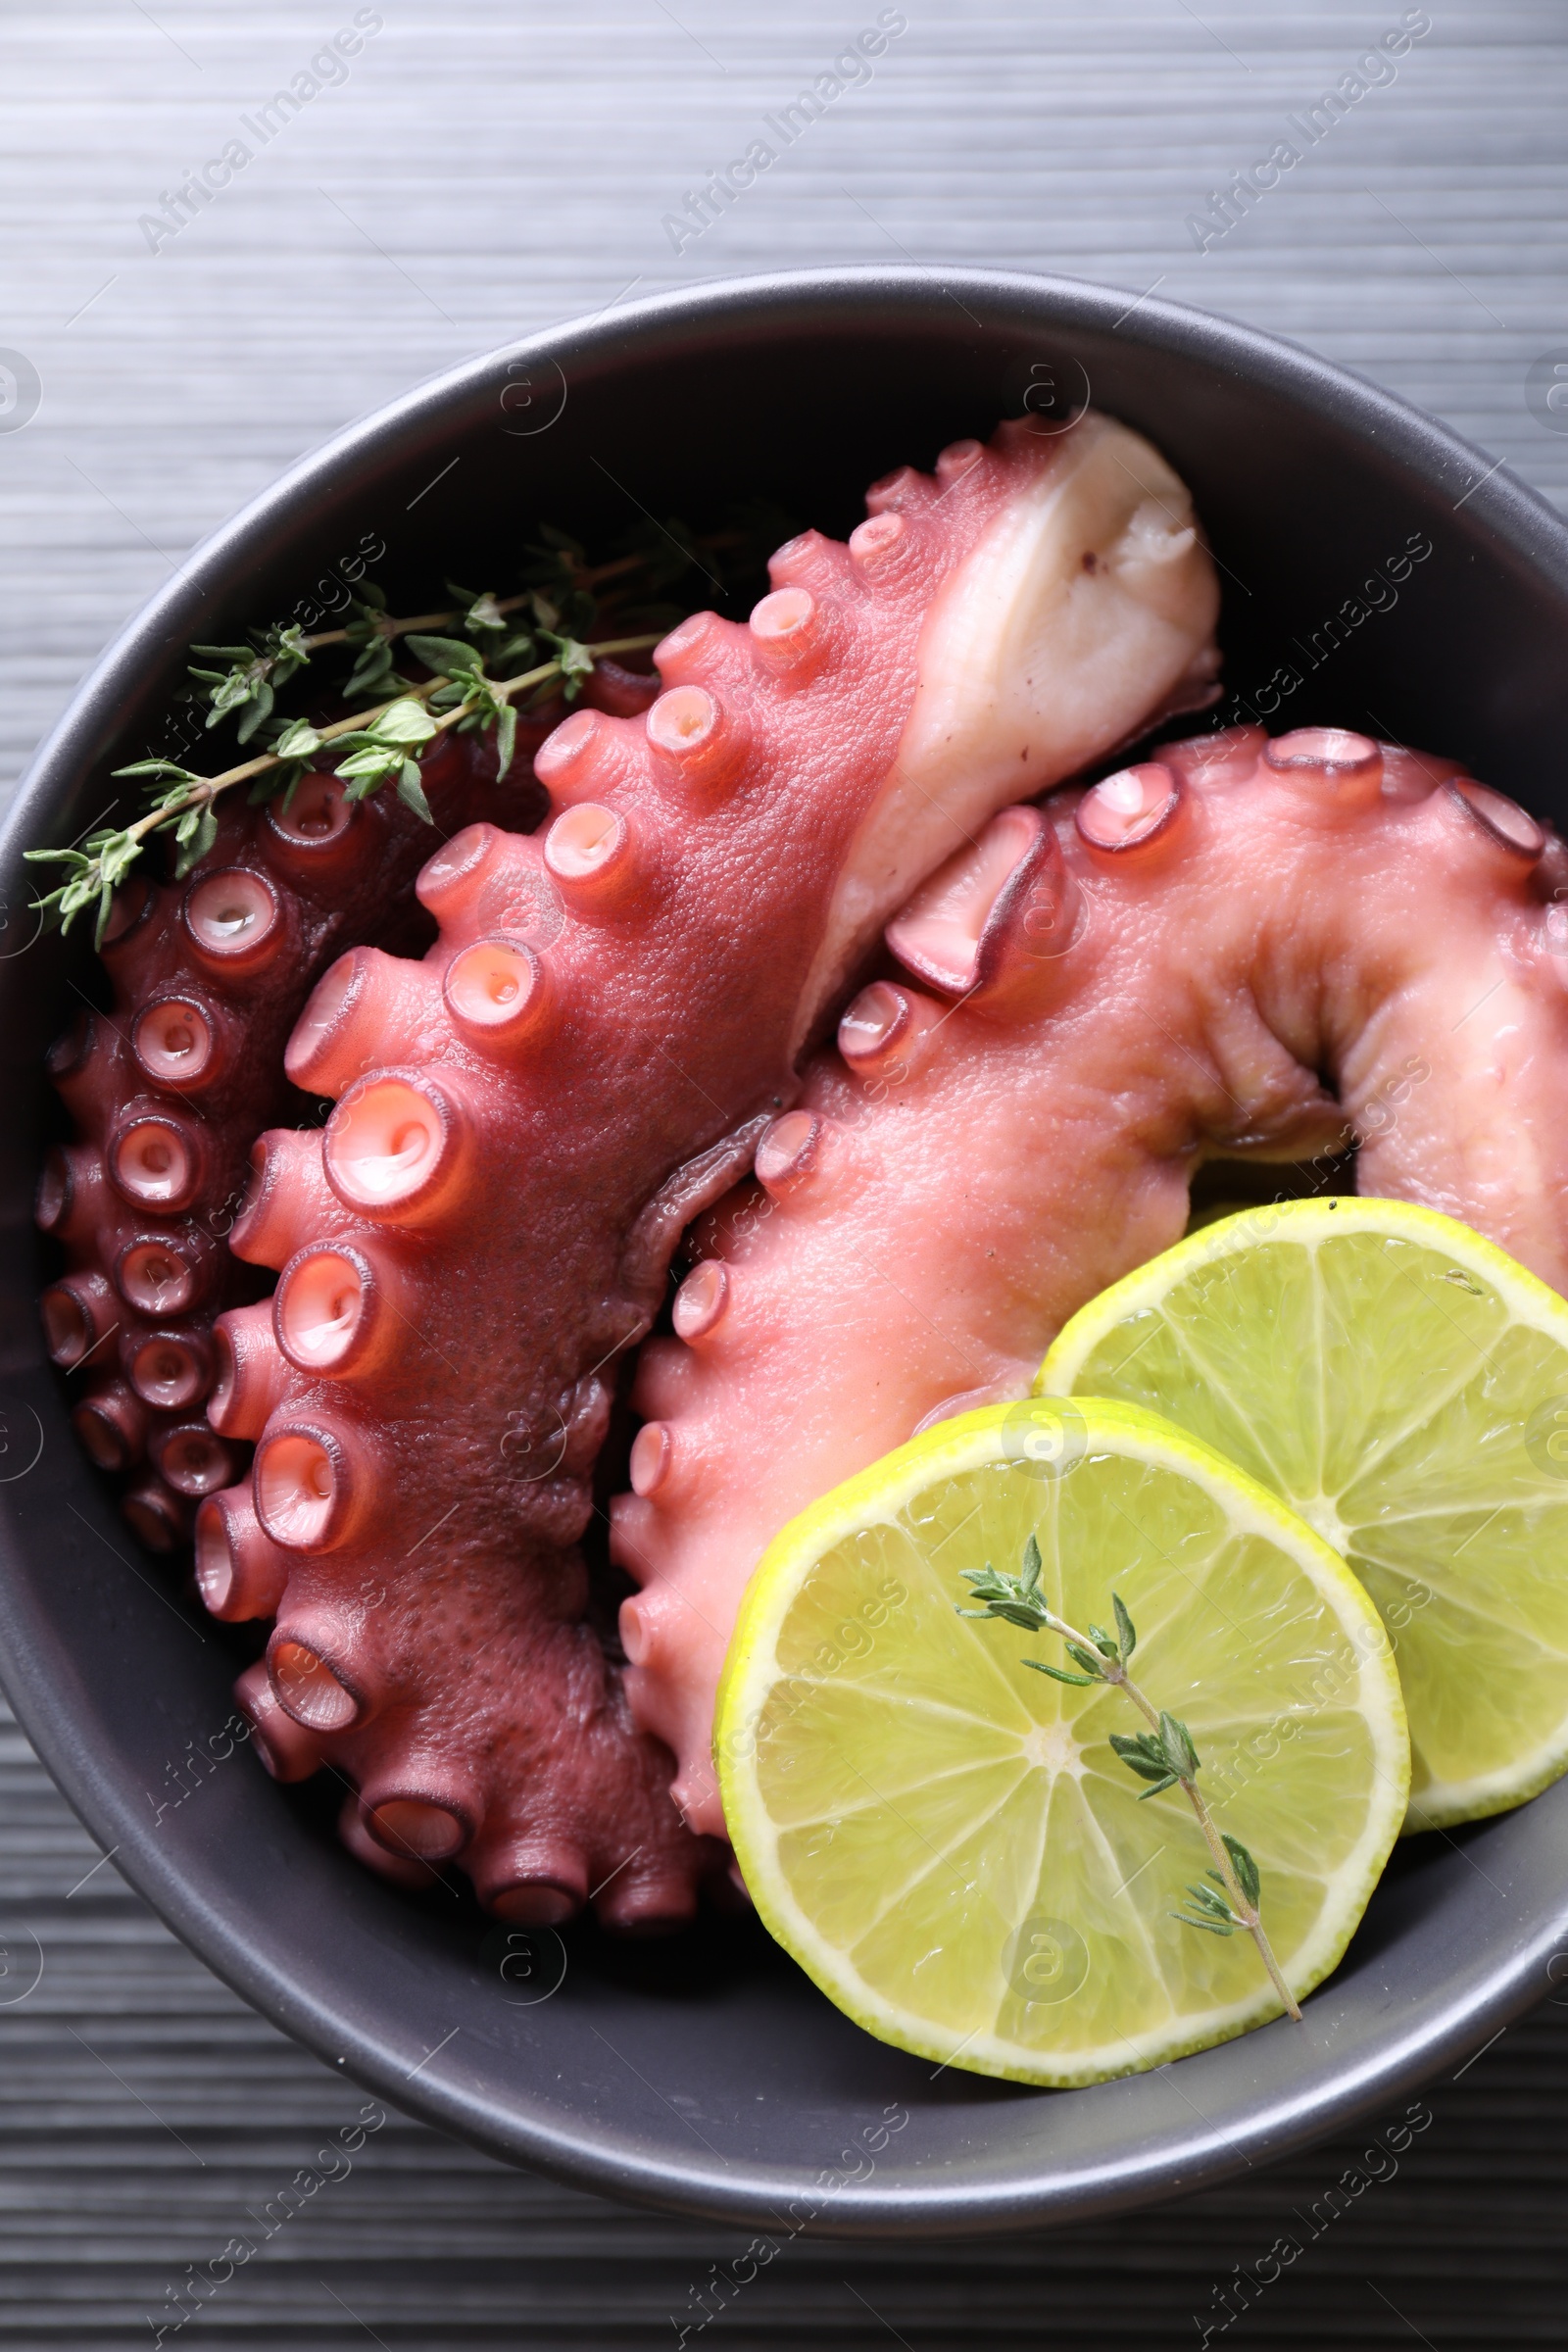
<box><xmin>36</xmin><ymin>722</ymin><xmax>552</xmax><ymax>1551</ymax></box>
<box><xmin>200</xmin><ymin>410</ymin><xmax>1223</xmax><ymax>1926</ymax></box>
<box><xmin>37</xmin><ymin>662</ymin><xmax>661</xmax><ymax>1549</ymax></box>
<box><xmin>614</xmin><ymin>724</ymin><xmax>1568</xmax><ymax>1837</ymax></box>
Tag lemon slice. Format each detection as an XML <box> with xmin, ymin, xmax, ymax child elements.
<box><xmin>1041</xmin><ymin>1197</ymin><xmax>1568</xmax><ymax>1833</ymax></box>
<box><xmin>715</xmin><ymin>1400</ymin><xmax>1406</xmax><ymax>2087</ymax></box>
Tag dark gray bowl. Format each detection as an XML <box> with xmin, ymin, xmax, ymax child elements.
<box><xmin>4</xmin><ymin>267</ymin><xmax>1568</xmax><ymax>2235</ymax></box>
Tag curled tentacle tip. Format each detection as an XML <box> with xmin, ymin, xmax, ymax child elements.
<box><xmin>48</xmin><ymin>414</ymin><xmax>1232</xmax><ymax>1923</ymax></box>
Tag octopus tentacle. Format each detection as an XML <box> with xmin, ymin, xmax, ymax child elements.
<box><xmin>36</xmin><ymin>684</ymin><xmax>644</xmax><ymax>1544</ymax></box>
<box><xmin>614</xmin><ymin>724</ymin><xmax>1568</xmax><ymax>1837</ymax></box>
<box><xmin>202</xmin><ymin>408</ymin><xmax>1222</xmax><ymax>1920</ymax></box>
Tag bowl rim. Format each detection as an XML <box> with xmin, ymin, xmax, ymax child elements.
<box><xmin>6</xmin><ymin>262</ymin><xmax>1568</xmax><ymax>2234</ymax></box>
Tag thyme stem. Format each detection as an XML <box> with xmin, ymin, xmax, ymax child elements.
<box><xmin>295</xmin><ymin>586</ymin><xmax>539</xmax><ymax>657</ymax></box>
<box><xmin>27</xmin><ymin>632</ymin><xmax>662</xmax><ymax>927</ymax></box>
<box><xmin>1041</xmin><ymin>1602</ymin><xmax>1301</xmax><ymax>2021</ymax></box>
<box><xmin>142</xmin><ymin>630</ymin><xmax>659</xmax><ymax>830</ymax></box>
<box><xmin>958</xmin><ymin>1541</ymin><xmax>1302</xmax><ymax>2024</ymax></box>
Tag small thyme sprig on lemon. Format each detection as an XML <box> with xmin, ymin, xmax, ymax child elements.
<box><xmin>958</xmin><ymin>1536</ymin><xmax>1301</xmax><ymax>2022</ymax></box>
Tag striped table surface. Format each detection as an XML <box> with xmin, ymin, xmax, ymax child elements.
<box><xmin>3</xmin><ymin>3</ymin><xmax>1567</xmax><ymax>2341</ymax></box>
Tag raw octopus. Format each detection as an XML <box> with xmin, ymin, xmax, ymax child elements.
<box><xmin>38</xmin><ymin>667</ymin><xmax>655</xmax><ymax>1552</ymax></box>
<box><xmin>147</xmin><ymin>409</ymin><xmax>1221</xmax><ymax>1926</ymax></box>
<box><xmin>613</xmin><ymin>724</ymin><xmax>1568</xmax><ymax>1838</ymax></box>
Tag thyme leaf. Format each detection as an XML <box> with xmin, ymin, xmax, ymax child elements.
<box><xmin>957</xmin><ymin>1537</ymin><xmax>1301</xmax><ymax>2023</ymax></box>
<box><xmin>31</xmin><ymin>502</ymin><xmax>794</xmax><ymax>935</ymax></box>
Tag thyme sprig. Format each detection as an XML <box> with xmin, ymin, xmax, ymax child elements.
<box><xmin>176</xmin><ymin>507</ymin><xmax>790</xmax><ymax>741</ymax></box>
<box><xmin>176</xmin><ymin>530</ymin><xmax>648</xmax><ymax>741</ymax></box>
<box><xmin>25</xmin><ymin>499</ymin><xmax>796</xmax><ymax>947</ymax></box>
<box><xmin>24</xmin><ymin>632</ymin><xmax>660</xmax><ymax>947</ymax></box>
<box><xmin>958</xmin><ymin>1536</ymin><xmax>1302</xmax><ymax>2022</ymax></box>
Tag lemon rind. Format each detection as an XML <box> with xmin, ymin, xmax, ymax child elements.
<box><xmin>1040</xmin><ymin>1197</ymin><xmax>1568</xmax><ymax>1837</ymax></box>
<box><xmin>715</xmin><ymin>1398</ymin><xmax>1409</xmax><ymax>2089</ymax></box>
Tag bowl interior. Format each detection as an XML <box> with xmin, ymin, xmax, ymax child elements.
<box><xmin>4</xmin><ymin>269</ymin><xmax>1568</xmax><ymax>2233</ymax></box>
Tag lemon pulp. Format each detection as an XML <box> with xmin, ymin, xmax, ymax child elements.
<box><xmin>716</xmin><ymin>1399</ymin><xmax>1407</xmax><ymax>2086</ymax></box>
<box><xmin>1044</xmin><ymin>1197</ymin><xmax>1568</xmax><ymax>1829</ymax></box>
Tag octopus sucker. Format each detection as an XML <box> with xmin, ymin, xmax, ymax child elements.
<box><xmin>36</xmin><ymin>719</ymin><xmax>567</xmax><ymax>1542</ymax></box>
<box><xmin>616</xmin><ymin>727</ymin><xmax>1568</xmax><ymax>1838</ymax></box>
<box><xmin>172</xmin><ymin>409</ymin><xmax>1220</xmax><ymax>1922</ymax></box>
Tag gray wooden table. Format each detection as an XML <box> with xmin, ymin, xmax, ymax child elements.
<box><xmin>3</xmin><ymin>3</ymin><xmax>1567</xmax><ymax>2341</ymax></box>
